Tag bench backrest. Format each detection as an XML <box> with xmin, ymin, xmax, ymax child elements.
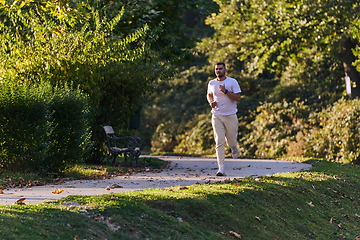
<box><xmin>103</xmin><ymin>125</ymin><xmax>115</xmax><ymax>135</ymax></box>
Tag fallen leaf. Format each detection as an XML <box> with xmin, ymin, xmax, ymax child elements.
<box><xmin>355</xmin><ymin>214</ymin><xmax>360</xmax><ymax>218</ymax></box>
<box><xmin>52</xmin><ymin>189</ymin><xmax>65</xmax><ymax>194</ymax></box>
<box><xmin>255</xmin><ymin>216</ymin><xmax>261</xmax><ymax>221</ymax></box>
<box><xmin>74</xmin><ymin>236</ymin><xmax>80</xmax><ymax>240</ymax></box>
<box><xmin>105</xmin><ymin>186</ymin><xmax>112</xmax><ymax>190</ymax></box>
<box><xmin>67</xmin><ymin>205</ymin><xmax>76</xmax><ymax>211</ymax></box>
<box><xmin>111</xmin><ymin>184</ymin><xmax>123</xmax><ymax>189</ymax></box>
<box><xmin>307</xmin><ymin>202</ymin><xmax>314</xmax><ymax>207</ymax></box>
<box><xmin>330</xmin><ymin>217</ymin><xmax>335</xmax><ymax>224</ymax></box>
<box><xmin>297</xmin><ymin>208</ymin><xmax>301</xmax><ymax>211</ymax></box>
<box><xmin>111</xmin><ymin>196</ymin><xmax>119</xmax><ymax>200</ymax></box>
<box><xmin>296</xmin><ymin>174</ymin><xmax>305</xmax><ymax>179</ymax></box>
<box><xmin>229</xmin><ymin>231</ymin><xmax>242</xmax><ymax>239</ymax></box>
<box><xmin>337</xmin><ymin>223</ymin><xmax>342</xmax><ymax>228</ymax></box>
<box><xmin>178</xmin><ymin>186</ymin><xmax>188</xmax><ymax>190</ymax></box>
<box><xmin>15</xmin><ymin>198</ymin><xmax>26</xmax><ymax>205</ymax></box>
<box><xmin>0</xmin><ymin>189</ymin><xmax>3</xmax><ymax>194</ymax></box>
<box><xmin>355</xmin><ymin>236</ymin><xmax>360</xmax><ymax>240</ymax></box>
<box><xmin>224</xmin><ymin>179</ymin><xmax>232</xmax><ymax>183</ymax></box>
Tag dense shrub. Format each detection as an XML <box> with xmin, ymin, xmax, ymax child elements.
<box><xmin>0</xmin><ymin>83</ymin><xmax>91</xmax><ymax>175</ymax></box>
<box><xmin>236</xmin><ymin>97</ymin><xmax>360</xmax><ymax>164</ymax></box>
<box><xmin>239</xmin><ymin>99</ymin><xmax>311</xmax><ymax>158</ymax></box>
<box><xmin>173</xmin><ymin>113</ymin><xmax>215</xmax><ymax>155</ymax></box>
<box><xmin>306</xmin><ymin>98</ymin><xmax>360</xmax><ymax>164</ymax></box>
<box><xmin>0</xmin><ymin>84</ymin><xmax>50</xmax><ymax>173</ymax></box>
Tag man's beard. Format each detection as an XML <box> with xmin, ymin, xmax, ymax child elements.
<box><xmin>216</xmin><ymin>73</ymin><xmax>224</xmax><ymax>78</ymax></box>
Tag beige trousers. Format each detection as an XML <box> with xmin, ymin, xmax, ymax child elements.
<box><xmin>212</xmin><ymin>114</ymin><xmax>238</xmax><ymax>169</ymax></box>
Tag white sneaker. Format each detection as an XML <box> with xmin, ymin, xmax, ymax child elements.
<box><xmin>231</xmin><ymin>147</ymin><xmax>239</xmax><ymax>159</ymax></box>
<box><xmin>216</xmin><ymin>167</ymin><xmax>224</xmax><ymax>176</ymax></box>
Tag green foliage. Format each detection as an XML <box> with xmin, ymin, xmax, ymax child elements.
<box><xmin>143</xmin><ymin>0</ymin><xmax>358</xmax><ymax>163</ymax></box>
<box><xmin>0</xmin><ymin>82</ymin><xmax>91</xmax><ymax>175</ymax></box>
<box><xmin>173</xmin><ymin>113</ymin><xmax>215</xmax><ymax>155</ymax></box>
<box><xmin>87</xmin><ymin>0</ymin><xmax>219</xmax><ymax>63</ymax></box>
<box><xmin>146</xmin><ymin>65</ymin><xmax>213</xmax><ymax>152</ymax></box>
<box><xmin>239</xmin><ymin>99</ymin><xmax>311</xmax><ymax>158</ymax></box>
<box><xmin>47</xmin><ymin>86</ymin><xmax>92</xmax><ymax>174</ymax></box>
<box><xmin>0</xmin><ymin>1</ymin><xmax>160</xmax><ymax>162</ymax></box>
<box><xmin>0</xmin><ymin>83</ymin><xmax>50</xmax><ymax>173</ymax></box>
<box><xmin>237</xmin><ymin>97</ymin><xmax>360</xmax><ymax>164</ymax></box>
<box><xmin>200</xmin><ymin>0</ymin><xmax>359</xmax><ymax>75</ymax></box>
<box><xmin>307</xmin><ymin>98</ymin><xmax>360</xmax><ymax>164</ymax></box>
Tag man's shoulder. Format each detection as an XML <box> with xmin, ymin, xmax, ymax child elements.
<box><xmin>225</xmin><ymin>76</ymin><xmax>237</xmax><ymax>82</ymax></box>
<box><xmin>208</xmin><ymin>78</ymin><xmax>218</xmax><ymax>84</ymax></box>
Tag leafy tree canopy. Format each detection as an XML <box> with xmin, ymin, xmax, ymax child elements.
<box><xmin>199</xmin><ymin>0</ymin><xmax>360</xmax><ymax>95</ymax></box>
<box><xmin>86</xmin><ymin>0</ymin><xmax>219</xmax><ymax>63</ymax></box>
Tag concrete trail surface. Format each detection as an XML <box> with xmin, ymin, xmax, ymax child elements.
<box><xmin>0</xmin><ymin>155</ymin><xmax>312</xmax><ymax>205</ymax></box>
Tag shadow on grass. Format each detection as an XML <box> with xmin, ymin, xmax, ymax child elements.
<box><xmin>1</xmin><ymin>160</ymin><xmax>359</xmax><ymax>240</ymax></box>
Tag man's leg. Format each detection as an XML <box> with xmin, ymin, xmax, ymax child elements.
<box><xmin>212</xmin><ymin>114</ymin><xmax>226</xmax><ymax>174</ymax></box>
<box><xmin>224</xmin><ymin>114</ymin><xmax>239</xmax><ymax>158</ymax></box>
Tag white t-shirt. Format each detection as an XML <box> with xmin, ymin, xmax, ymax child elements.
<box><xmin>207</xmin><ymin>76</ymin><xmax>241</xmax><ymax>115</ymax></box>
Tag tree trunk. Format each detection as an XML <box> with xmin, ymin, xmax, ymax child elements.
<box><xmin>341</xmin><ymin>38</ymin><xmax>360</xmax><ymax>99</ymax></box>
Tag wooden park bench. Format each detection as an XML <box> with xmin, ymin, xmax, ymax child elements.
<box><xmin>101</xmin><ymin>125</ymin><xmax>142</xmax><ymax>167</ymax></box>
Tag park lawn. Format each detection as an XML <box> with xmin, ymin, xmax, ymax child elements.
<box><xmin>0</xmin><ymin>156</ymin><xmax>167</xmax><ymax>189</ymax></box>
<box><xmin>0</xmin><ymin>159</ymin><xmax>360</xmax><ymax>239</ymax></box>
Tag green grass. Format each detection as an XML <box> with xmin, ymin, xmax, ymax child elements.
<box><xmin>1</xmin><ymin>159</ymin><xmax>360</xmax><ymax>239</ymax></box>
<box><xmin>0</xmin><ymin>156</ymin><xmax>167</xmax><ymax>189</ymax></box>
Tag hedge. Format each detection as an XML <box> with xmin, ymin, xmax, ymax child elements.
<box><xmin>0</xmin><ymin>83</ymin><xmax>91</xmax><ymax>176</ymax></box>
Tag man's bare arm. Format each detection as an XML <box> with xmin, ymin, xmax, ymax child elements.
<box><xmin>207</xmin><ymin>92</ymin><xmax>217</xmax><ymax>108</ymax></box>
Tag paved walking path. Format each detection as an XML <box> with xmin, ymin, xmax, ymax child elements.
<box><xmin>0</xmin><ymin>155</ymin><xmax>312</xmax><ymax>205</ymax></box>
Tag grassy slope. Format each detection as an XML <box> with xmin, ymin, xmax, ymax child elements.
<box><xmin>1</xmin><ymin>160</ymin><xmax>360</xmax><ymax>239</ymax></box>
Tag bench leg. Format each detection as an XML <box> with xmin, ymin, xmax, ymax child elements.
<box><xmin>112</xmin><ymin>154</ymin><xmax>117</xmax><ymax>166</ymax></box>
<box><xmin>107</xmin><ymin>153</ymin><xmax>111</xmax><ymax>165</ymax></box>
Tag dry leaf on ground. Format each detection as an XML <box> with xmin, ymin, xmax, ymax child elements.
<box><xmin>15</xmin><ymin>198</ymin><xmax>26</xmax><ymax>205</ymax></box>
<box><xmin>67</xmin><ymin>205</ymin><xmax>76</xmax><ymax>211</ymax></box>
<box><xmin>229</xmin><ymin>231</ymin><xmax>242</xmax><ymax>239</ymax></box>
<box><xmin>52</xmin><ymin>189</ymin><xmax>65</xmax><ymax>194</ymax></box>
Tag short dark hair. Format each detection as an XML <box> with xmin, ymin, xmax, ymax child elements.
<box><xmin>216</xmin><ymin>62</ymin><xmax>226</xmax><ymax>68</ymax></box>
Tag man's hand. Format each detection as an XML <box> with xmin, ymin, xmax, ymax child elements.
<box><xmin>210</xmin><ymin>101</ymin><xmax>217</xmax><ymax>108</ymax></box>
<box><xmin>207</xmin><ymin>92</ymin><xmax>217</xmax><ymax>108</ymax></box>
<box><xmin>218</xmin><ymin>83</ymin><xmax>226</xmax><ymax>94</ymax></box>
